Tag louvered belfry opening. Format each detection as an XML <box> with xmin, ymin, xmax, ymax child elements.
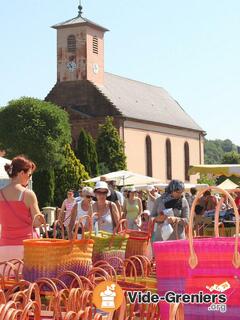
<box><xmin>67</xmin><ymin>35</ymin><xmax>76</xmax><ymax>53</ymax></box>
<box><xmin>93</xmin><ymin>36</ymin><xmax>99</xmax><ymax>54</ymax></box>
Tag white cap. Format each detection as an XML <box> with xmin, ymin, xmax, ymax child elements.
<box><xmin>128</xmin><ymin>186</ymin><xmax>137</xmax><ymax>193</ymax></box>
<box><xmin>82</xmin><ymin>187</ymin><xmax>94</xmax><ymax>197</ymax></box>
<box><xmin>142</xmin><ymin>210</ymin><xmax>151</xmax><ymax>216</ymax></box>
<box><xmin>94</xmin><ymin>181</ymin><xmax>111</xmax><ymax>197</ymax></box>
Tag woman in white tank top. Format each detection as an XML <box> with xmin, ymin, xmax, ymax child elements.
<box><xmin>69</xmin><ymin>187</ymin><xmax>94</xmax><ymax>238</ymax></box>
<box><xmin>90</xmin><ymin>181</ymin><xmax>119</xmax><ymax>234</ymax></box>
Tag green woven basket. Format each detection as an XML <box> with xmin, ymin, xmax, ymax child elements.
<box><xmin>85</xmin><ymin>230</ymin><xmax>129</xmax><ymax>268</ymax></box>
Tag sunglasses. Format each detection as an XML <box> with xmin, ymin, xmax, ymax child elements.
<box><xmin>24</xmin><ymin>171</ymin><xmax>32</xmax><ymax>178</ymax></box>
<box><xmin>96</xmin><ymin>191</ymin><xmax>108</xmax><ymax>195</ymax></box>
<box><xmin>86</xmin><ymin>195</ymin><xmax>92</xmax><ymax>199</ymax></box>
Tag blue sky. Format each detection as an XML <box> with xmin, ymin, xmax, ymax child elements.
<box><xmin>1</xmin><ymin>0</ymin><xmax>240</xmax><ymax>145</ymax></box>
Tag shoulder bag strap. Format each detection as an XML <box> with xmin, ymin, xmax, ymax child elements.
<box><xmin>109</xmin><ymin>202</ymin><xmax>117</xmax><ymax>229</ymax></box>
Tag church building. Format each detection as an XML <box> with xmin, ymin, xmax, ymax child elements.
<box><xmin>46</xmin><ymin>4</ymin><xmax>205</xmax><ymax>182</ymax></box>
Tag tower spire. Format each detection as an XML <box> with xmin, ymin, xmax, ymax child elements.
<box><xmin>78</xmin><ymin>0</ymin><xmax>83</xmax><ymax>17</ymax></box>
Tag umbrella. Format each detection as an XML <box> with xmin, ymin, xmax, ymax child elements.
<box><xmin>217</xmin><ymin>179</ymin><xmax>239</xmax><ymax>190</ymax></box>
<box><xmin>0</xmin><ymin>156</ymin><xmax>11</xmax><ymax>179</ymax></box>
<box><xmin>152</xmin><ymin>183</ymin><xmax>208</xmax><ymax>191</ymax></box>
<box><xmin>189</xmin><ymin>164</ymin><xmax>240</xmax><ymax>177</ymax></box>
<box><xmin>84</xmin><ymin>170</ymin><xmax>161</xmax><ymax>186</ymax></box>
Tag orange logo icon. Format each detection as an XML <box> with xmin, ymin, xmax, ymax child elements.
<box><xmin>92</xmin><ymin>281</ymin><xmax>124</xmax><ymax>313</ymax></box>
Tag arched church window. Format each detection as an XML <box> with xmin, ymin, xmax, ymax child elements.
<box><xmin>184</xmin><ymin>141</ymin><xmax>190</xmax><ymax>181</ymax></box>
<box><xmin>146</xmin><ymin>135</ymin><xmax>153</xmax><ymax>177</ymax></box>
<box><xmin>67</xmin><ymin>35</ymin><xmax>76</xmax><ymax>53</ymax></box>
<box><xmin>166</xmin><ymin>139</ymin><xmax>172</xmax><ymax>180</ymax></box>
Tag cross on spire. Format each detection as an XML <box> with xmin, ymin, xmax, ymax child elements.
<box><xmin>78</xmin><ymin>0</ymin><xmax>83</xmax><ymax>17</ymax></box>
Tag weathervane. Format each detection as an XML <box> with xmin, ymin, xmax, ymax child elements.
<box><xmin>78</xmin><ymin>0</ymin><xmax>83</xmax><ymax>17</ymax></box>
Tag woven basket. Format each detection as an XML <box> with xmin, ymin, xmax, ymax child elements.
<box><xmin>85</xmin><ymin>218</ymin><xmax>129</xmax><ymax>269</ymax></box>
<box><xmin>52</xmin><ymin>216</ymin><xmax>94</xmax><ymax>282</ymax></box>
<box><xmin>118</xmin><ymin>220</ymin><xmax>152</xmax><ymax>260</ymax></box>
<box><xmin>23</xmin><ymin>215</ymin><xmax>72</xmax><ymax>282</ymax></box>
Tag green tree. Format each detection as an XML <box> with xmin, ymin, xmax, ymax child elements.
<box><xmin>96</xmin><ymin>117</ymin><xmax>127</xmax><ymax>173</ymax></box>
<box><xmin>0</xmin><ymin>97</ymin><xmax>72</xmax><ymax>206</ymax></box>
<box><xmin>217</xmin><ymin>151</ymin><xmax>240</xmax><ymax>186</ymax></box>
<box><xmin>197</xmin><ymin>174</ymin><xmax>216</xmax><ymax>186</ymax></box>
<box><xmin>54</xmin><ymin>144</ymin><xmax>90</xmax><ymax>206</ymax></box>
<box><xmin>221</xmin><ymin>139</ymin><xmax>237</xmax><ymax>153</ymax></box>
<box><xmin>204</xmin><ymin>140</ymin><xmax>224</xmax><ymax>164</ymax></box>
<box><xmin>0</xmin><ymin>97</ymin><xmax>71</xmax><ymax>170</ymax></box>
<box><xmin>222</xmin><ymin>151</ymin><xmax>240</xmax><ymax>164</ymax></box>
<box><xmin>33</xmin><ymin>169</ymin><xmax>55</xmax><ymax>208</ymax></box>
<box><xmin>204</xmin><ymin>138</ymin><xmax>239</xmax><ymax>164</ymax></box>
<box><xmin>76</xmin><ymin>129</ymin><xmax>99</xmax><ymax>177</ymax></box>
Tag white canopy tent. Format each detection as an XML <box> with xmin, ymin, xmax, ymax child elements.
<box><xmin>84</xmin><ymin>170</ymin><xmax>161</xmax><ymax>186</ymax></box>
<box><xmin>217</xmin><ymin>179</ymin><xmax>239</xmax><ymax>190</ymax></box>
<box><xmin>0</xmin><ymin>156</ymin><xmax>33</xmax><ymax>190</ymax></box>
<box><xmin>0</xmin><ymin>157</ymin><xmax>11</xmax><ymax>189</ymax></box>
<box><xmin>135</xmin><ymin>183</ymin><xmax>209</xmax><ymax>191</ymax></box>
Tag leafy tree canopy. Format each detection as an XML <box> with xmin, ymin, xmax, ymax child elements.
<box><xmin>96</xmin><ymin>116</ymin><xmax>127</xmax><ymax>173</ymax></box>
<box><xmin>0</xmin><ymin>97</ymin><xmax>71</xmax><ymax>170</ymax></box>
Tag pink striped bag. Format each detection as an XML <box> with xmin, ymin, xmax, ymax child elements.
<box><xmin>153</xmin><ymin>187</ymin><xmax>240</xmax><ymax>320</ymax></box>
<box><xmin>184</xmin><ymin>187</ymin><xmax>240</xmax><ymax>320</ymax></box>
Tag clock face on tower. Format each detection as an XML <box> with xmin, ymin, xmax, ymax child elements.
<box><xmin>67</xmin><ymin>61</ymin><xmax>77</xmax><ymax>72</ymax></box>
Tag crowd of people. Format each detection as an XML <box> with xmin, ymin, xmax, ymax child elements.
<box><xmin>58</xmin><ymin>177</ymin><xmax>191</xmax><ymax>241</ymax></box>
<box><xmin>1</xmin><ymin>155</ymin><xmax>240</xmax><ymax>263</ymax></box>
<box><xmin>59</xmin><ymin>178</ymin><xmax>240</xmax><ymax>241</ymax></box>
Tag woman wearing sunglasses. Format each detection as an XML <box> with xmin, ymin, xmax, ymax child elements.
<box><xmin>90</xmin><ymin>181</ymin><xmax>120</xmax><ymax>233</ymax></box>
<box><xmin>0</xmin><ymin>156</ymin><xmax>43</xmax><ymax>262</ymax></box>
<box><xmin>69</xmin><ymin>187</ymin><xmax>95</xmax><ymax>238</ymax></box>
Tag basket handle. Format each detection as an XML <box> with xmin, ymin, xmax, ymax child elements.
<box><xmin>36</xmin><ymin>278</ymin><xmax>59</xmax><ymax>295</ymax></box>
<box><xmin>93</xmin><ymin>260</ymin><xmax>111</xmax><ymax>268</ymax></box>
<box><xmin>87</xmin><ymin>267</ymin><xmax>114</xmax><ymax>283</ymax></box>
<box><xmin>32</xmin><ymin>214</ymin><xmax>48</xmax><ymax>238</ymax></box>
<box><xmin>107</xmin><ymin>257</ymin><xmax>124</xmax><ymax>271</ymax></box>
<box><xmin>0</xmin><ymin>301</ymin><xmax>17</xmax><ymax>320</ymax></box>
<box><xmin>53</xmin><ymin>220</ymin><xmax>65</xmax><ymax>239</ymax></box>
<box><xmin>73</xmin><ymin>214</ymin><xmax>94</xmax><ymax>240</ymax></box>
<box><xmin>188</xmin><ymin>186</ymin><xmax>240</xmax><ymax>269</ymax></box>
<box><xmin>129</xmin><ymin>255</ymin><xmax>151</xmax><ymax>277</ymax></box>
<box><xmin>57</xmin><ymin>271</ymin><xmax>83</xmax><ymax>290</ymax></box>
<box><xmin>0</xmin><ymin>291</ymin><xmax>6</xmax><ymax>305</ymax></box>
<box><xmin>78</xmin><ymin>276</ymin><xmax>95</xmax><ymax>291</ymax></box>
<box><xmin>68</xmin><ymin>288</ymin><xmax>83</xmax><ymax>312</ymax></box>
<box><xmin>126</xmin><ymin>256</ymin><xmax>145</xmax><ymax>278</ymax></box>
<box><xmin>122</xmin><ymin>259</ymin><xmax>138</xmax><ymax>281</ymax></box>
<box><xmin>133</xmin><ymin>255</ymin><xmax>152</xmax><ymax>277</ymax></box>
<box><xmin>25</xmin><ymin>283</ymin><xmax>41</xmax><ymax>310</ymax></box>
<box><xmin>169</xmin><ymin>303</ymin><xmax>184</xmax><ymax>320</ymax></box>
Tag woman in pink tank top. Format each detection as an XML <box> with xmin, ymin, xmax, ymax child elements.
<box><xmin>0</xmin><ymin>156</ymin><xmax>43</xmax><ymax>262</ymax></box>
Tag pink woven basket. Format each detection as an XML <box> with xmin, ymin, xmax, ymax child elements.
<box><xmin>154</xmin><ymin>187</ymin><xmax>240</xmax><ymax>320</ymax></box>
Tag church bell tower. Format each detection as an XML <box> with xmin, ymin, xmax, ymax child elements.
<box><xmin>52</xmin><ymin>3</ymin><xmax>108</xmax><ymax>86</ymax></box>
